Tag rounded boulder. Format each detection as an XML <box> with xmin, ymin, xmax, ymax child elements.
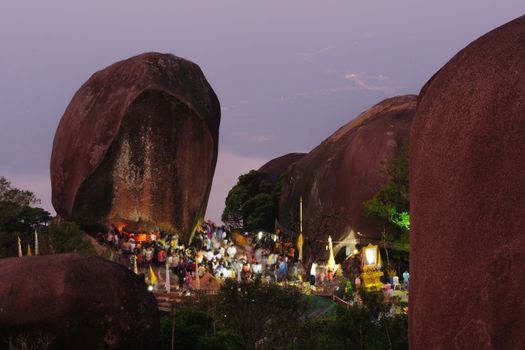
<box><xmin>0</xmin><ymin>253</ymin><xmax>159</xmax><ymax>349</ymax></box>
<box><xmin>279</xmin><ymin>95</ymin><xmax>416</xmax><ymax>264</ymax></box>
<box><xmin>51</xmin><ymin>52</ymin><xmax>220</xmax><ymax>241</ymax></box>
<box><xmin>410</xmin><ymin>15</ymin><xmax>525</xmax><ymax>349</ymax></box>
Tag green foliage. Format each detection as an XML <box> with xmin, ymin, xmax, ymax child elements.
<box><xmin>0</xmin><ymin>176</ymin><xmax>39</xmax><ymax>207</ymax></box>
<box><xmin>159</xmin><ymin>309</ymin><xmax>244</xmax><ymax>350</ymax></box>
<box><xmin>199</xmin><ymin>330</ymin><xmax>244</xmax><ymax>350</ymax></box>
<box><xmin>363</xmin><ymin>145</ymin><xmax>410</xmax><ymax>237</ymax></box>
<box><xmin>175</xmin><ymin>309</ymin><xmax>214</xmax><ymax>349</ymax></box>
<box><xmin>222</xmin><ymin>170</ymin><xmax>281</xmax><ymax>233</ymax></box>
<box><xmin>295</xmin><ymin>292</ymin><xmax>408</xmax><ymax>350</ymax></box>
<box><xmin>158</xmin><ymin>315</ymin><xmax>173</xmax><ymax>350</ymax></box>
<box><xmin>159</xmin><ymin>285</ymin><xmax>407</xmax><ymax>350</ymax></box>
<box><xmin>45</xmin><ymin>221</ymin><xmax>96</xmax><ymax>255</ymax></box>
<box><xmin>217</xmin><ymin>278</ymin><xmax>305</xmax><ymax>349</ymax></box>
<box><xmin>0</xmin><ymin>176</ymin><xmax>52</xmax><ymax>257</ymax></box>
<box><xmin>0</xmin><ymin>232</ymin><xmax>26</xmax><ymax>258</ymax></box>
<box><xmin>0</xmin><ymin>204</ymin><xmax>51</xmax><ymax>234</ymax></box>
<box><xmin>0</xmin><ymin>176</ymin><xmax>51</xmax><ymax>234</ymax></box>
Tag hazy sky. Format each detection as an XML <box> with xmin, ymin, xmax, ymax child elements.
<box><xmin>1</xmin><ymin>1</ymin><xmax>524</xmax><ymax>222</ymax></box>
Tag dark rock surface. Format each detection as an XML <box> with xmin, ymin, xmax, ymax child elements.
<box><xmin>410</xmin><ymin>15</ymin><xmax>525</xmax><ymax>349</ymax></box>
<box><xmin>50</xmin><ymin>52</ymin><xmax>220</xmax><ymax>241</ymax></box>
<box><xmin>258</xmin><ymin>153</ymin><xmax>306</xmax><ymax>182</ymax></box>
<box><xmin>0</xmin><ymin>253</ymin><xmax>158</xmax><ymax>349</ymax></box>
<box><xmin>279</xmin><ymin>95</ymin><xmax>416</xmax><ymax>264</ymax></box>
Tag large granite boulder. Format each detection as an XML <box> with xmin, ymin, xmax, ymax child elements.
<box><xmin>410</xmin><ymin>15</ymin><xmax>525</xmax><ymax>349</ymax></box>
<box><xmin>258</xmin><ymin>153</ymin><xmax>306</xmax><ymax>182</ymax></box>
<box><xmin>0</xmin><ymin>253</ymin><xmax>158</xmax><ymax>349</ymax></box>
<box><xmin>279</xmin><ymin>95</ymin><xmax>416</xmax><ymax>264</ymax></box>
<box><xmin>51</xmin><ymin>52</ymin><xmax>220</xmax><ymax>241</ymax></box>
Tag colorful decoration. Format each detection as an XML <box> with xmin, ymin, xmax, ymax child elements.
<box><xmin>149</xmin><ymin>265</ymin><xmax>157</xmax><ymax>285</ymax></box>
<box><xmin>34</xmin><ymin>230</ymin><xmax>39</xmax><ymax>255</ymax></box>
<box><xmin>360</xmin><ymin>243</ymin><xmax>384</xmax><ymax>291</ymax></box>
<box><xmin>327</xmin><ymin>236</ymin><xmax>336</xmax><ymax>271</ymax></box>
<box><xmin>17</xmin><ymin>236</ymin><xmax>22</xmax><ymax>257</ymax></box>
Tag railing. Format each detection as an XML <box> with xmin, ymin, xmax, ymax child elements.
<box><xmin>332</xmin><ymin>294</ymin><xmax>352</xmax><ymax>310</ymax></box>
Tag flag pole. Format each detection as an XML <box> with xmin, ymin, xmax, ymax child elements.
<box><xmin>165</xmin><ymin>260</ymin><xmax>171</xmax><ymax>293</ymax></box>
<box><xmin>195</xmin><ymin>256</ymin><xmax>201</xmax><ymax>290</ymax></box>
<box><xmin>298</xmin><ymin>196</ymin><xmax>304</xmax><ymax>262</ymax></box>
<box><xmin>300</xmin><ymin>195</ymin><xmax>303</xmax><ymax>234</ymax></box>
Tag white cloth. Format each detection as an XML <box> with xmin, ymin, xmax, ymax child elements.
<box><xmin>252</xmin><ymin>263</ymin><xmax>262</xmax><ymax>274</ymax></box>
<box><xmin>206</xmin><ymin>251</ymin><xmax>214</xmax><ymax>261</ymax></box>
<box><xmin>310</xmin><ymin>262</ymin><xmax>318</xmax><ymax>276</ymax></box>
<box><xmin>227</xmin><ymin>246</ymin><xmax>237</xmax><ymax>257</ymax></box>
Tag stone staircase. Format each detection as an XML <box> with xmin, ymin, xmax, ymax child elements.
<box><xmin>153</xmin><ymin>289</ymin><xmax>219</xmax><ymax>313</ymax></box>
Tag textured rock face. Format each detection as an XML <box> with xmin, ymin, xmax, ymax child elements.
<box><xmin>259</xmin><ymin>153</ymin><xmax>306</xmax><ymax>182</ymax></box>
<box><xmin>410</xmin><ymin>16</ymin><xmax>525</xmax><ymax>349</ymax></box>
<box><xmin>0</xmin><ymin>253</ymin><xmax>158</xmax><ymax>349</ymax></box>
<box><xmin>51</xmin><ymin>53</ymin><xmax>220</xmax><ymax>240</ymax></box>
<box><xmin>279</xmin><ymin>95</ymin><xmax>416</xmax><ymax>264</ymax></box>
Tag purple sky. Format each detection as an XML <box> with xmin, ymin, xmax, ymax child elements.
<box><xmin>1</xmin><ymin>1</ymin><xmax>524</xmax><ymax>223</ymax></box>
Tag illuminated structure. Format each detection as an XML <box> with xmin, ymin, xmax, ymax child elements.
<box><xmin>327</xmin><ymin>235</ymin><xmax>336</xmax><ymax>271</ymax></box>
<box><xmin>360</xmin><ymin>243</ymin><xmax>384</xmax><ymax>291</ymax></box>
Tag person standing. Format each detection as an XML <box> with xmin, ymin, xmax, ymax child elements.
<box><xmin>402</xmin><ymin>270</ymin><xmax>410</xmax><ymax>290</ymax></box>
<box><xmin>310</xmin><ymin>262</ymin><xmax>318</xmax><ymax>285</ymax></box>
<box><xmin>145</xmin><ymin>246</ymin><xmax>153</xmax><ymax>266</ymax></box>
<box><xmin>106</xmin><ymin>230</ymin><xmax>114</xmax><ymax>248</ymax></box>
<box><xmin>355</xmin><ymin>276</ymin><xmax>361</xmax><ymax>290</ymax></box>
<box><xmin>158</xmin><ymin>248</ymin><xmax>166</xmax><ymax>266</ymax></box>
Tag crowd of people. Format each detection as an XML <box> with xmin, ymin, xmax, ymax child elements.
<box><xmin>97</xmin><ymin>220</ymin><xmax>409</xmax><ymax>312</ymax></box>
<box><xmin>98</xmin><ymin>221</ymin><xmax>310</xmax><ymax>291</ymax></box>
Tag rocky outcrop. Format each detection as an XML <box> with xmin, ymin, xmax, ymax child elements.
<box><xmin>50</xmin><ymin>53</ymin><xmax>220</xmax><ymax>241</ymax></box>
<box><xmin>410</xmin><ymin>15</ymin><xmax>525</xmax><ymax>349</ymax></box>
<box><xmin>279</xmin><ymin>95</ymin><xmax>416</xmax><ymax>264</ymax></box>
<box><xmin>0</xmin><ymin>253</ymin><xmax>158</xmax><ymax>349</ymax></box>
<box><xmin>258</xmin><ymin>153</ymin><xmax>306</xmax><ymax>182</ymax></box>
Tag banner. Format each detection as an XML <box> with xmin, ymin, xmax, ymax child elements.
<box><xmin>149</xmin><ymin>265</ymin><xmax>157</xmax><ymax>285</ymax></box>
<box><xmin>17</xmin><ymin>237</ymin><xmax>22</xmax><ymax>257</ymax></box>
<box><xmin>34</xmin><ymin>230</ymin><xmax>39</xmax><ymax>255</ymax></box>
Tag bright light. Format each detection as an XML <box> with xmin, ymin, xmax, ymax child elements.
<box><xmin>148</xmin><ymin>285</ymin><xmax>153</xmax><ymax>291</ymax></box>
<box><xmin>365</xmin><ymin>247</ymin><xmax>376</xmax><ymax>265</ymax></box>
<box><xmin>258</xmin><ymin>231</ymin><xmax>263</xmax><ymax>240</ymax></box>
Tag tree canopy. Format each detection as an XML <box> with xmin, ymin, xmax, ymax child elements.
<box><xmin>363</xmin><ymin>145</ymin><xmax>410</xmax><ymax>238</ymax></box>
<box><xmin>0</xmin><ymin>176</ymin><xmax>39</xmax><ymax>207</ymax></box>
<box><xmin>0</xmin><ymin>176</ymin><xmax>94</xmax><ymax>257</ymax></box>
<box><xmin>222</xmin><ymin>170</ymin><xmax>281</xmax><ymax>233</ymax></box>
<box><xmin>159</xmin><ymin>281</ymin><xmax>408</xmax><ymax>350</ymax></box>
<box><xmin>0</xmin><ymin>176</ymin><xmax>51</xmax><ymax>235</ymax></box>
